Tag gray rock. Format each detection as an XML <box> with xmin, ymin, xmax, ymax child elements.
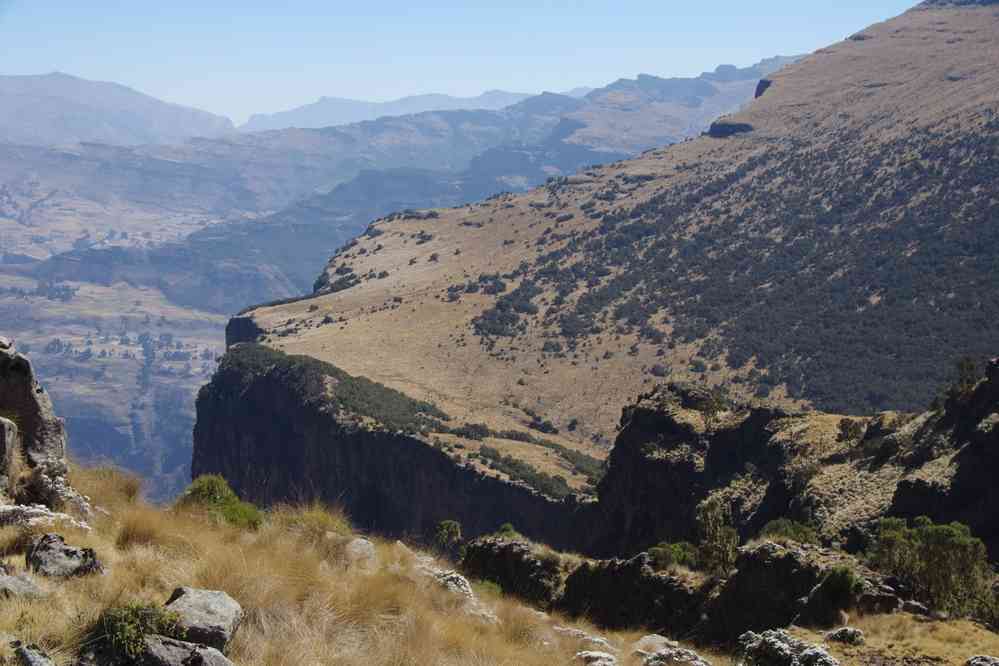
<box><xmin>738</xmin><ymin>630</ymin><xmax>839</xmax><ymax>666</ymax></box>
<box><xmin>0</xmin><ymin>418</ymin><xmax>15</xmax><ymax>499</ymax></box>
<box><xmin>165</xmin><ymin>587</ymin><xmax>243</xmax><ymax>652</ymax></box>
<box><xmin>575</xmin><ymin>651</ymin><xmax>618</xmax><ymax>666</ymax></box>
<box><xmin>825</xmin><ymin>627</ymin><xmax>864</xmax><ymax>646</ymax></box>
<box><xmin>902</xmin><ymin>600</ymin><xmax>930</xmax><ymax>616</ymax></box>
<box><xmin>554</xmin><ymin>626</ymin><xmax>616</xmax><ymax>652</ymax></box>
<box><xmin>25</xmin><ymin>533</ymin><xmax>103</xmax><ymax>577</ymax></box>
<box><xmin>0</xmin><ymin>343</ymin><xmax>66</xmax><ymax>473</ymax></box>
<box><xmin>11</xmin><ymin>642</ymin><xmax>55</xmax><ymax>666</ymax></box>
<box><xmin>632</xmin><ymin>634</ymin><xmax>678</xmax><ymax>657</ymax></box>
<box><xmin>0</xmin><ymin>573</ymin><xmax>46</xmax><ymax>599</ymax></box>
<box><xmin>344</xmin><ymin>537</ymin><xmax>378</xmax><ymax>570</ymax></box>
<box><xmin>644</xmin><ymin>646</ymin><xmax>712</xmax><ymax>666</ymax></box>
<box><xmin>967</xmin><ymin>658</ymin><xmax>999</xmax><ymax>666</ymax></box>
<box><xmin>139</xmin><ymin>635</ymin><xmax>234</xmax><ymax>666</ymax></box>
<box><xmin>433</xmin><ymin>570</ymin><xmax>475</xmax><ymax>600</ymax></box>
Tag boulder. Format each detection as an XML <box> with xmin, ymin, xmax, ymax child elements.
<box><xmin>967</xmin><ymin>658</ymin><xmax>999</xmax><ymax>666</ymax></box>
<box><xmin>553</xmin><ymin>626</ymin><xmax>616</xmax><ymax>652</ymax></box>
<box><xmin>343</xmin><ymin>537</ymin><xmax>378</xmax><ymax>571</ymax></box>
<box><xmin>164</xmin><ymin>587</ymin><xmax>243</xmax><ymax>652</ymax></box>
<box><xmin>139</xmin><ymin>635</ymin><xmax>234</xmax><ymax>666</ymax></box>
<box><xmin>25</xmin><ymin>534</ymin><xmax>103</xmax><ymax>577</ymax></box>
<box><xmin>0</xmin><ymin>343</ymin><xmax>66</xmax><ymax>473</ymax></box>
<box><xmin>825</xmin><ymin>627</ymin><xmax>864</xmax><ymax>646</ymax></box>
<box><xmin>462</xmin><ymin>537</ymin><xmax>563</xmax><ymax>606</ymax></box>
<box><xmin>644</xmin><ymin>646</ymin><xmax>712</xmax><ymax>666</ymax></box>
<box><xmin>0</xmin><ymin>573</ymin><xmax>46</xmax><ymax>599</ymax></box>
<box><xmin>11</xmin><ymin>642</ymin><xmax>54</xmax><ymax>666</ymax></box>
<box><xmin>575</xmin><ymin>652</ymin><xmax>617</xmax><ymax>666</ymax></box>
<box><xmin>706</xmin><ymin>121</ymin><xmax>754</xmax><ymax>139</ymax></box>
<box><xmin>632</xmin><ymin>635</ymin><xmax>679</xmax><ymax>657</ymax></box>
<box><xmin>432</xmin><ymin>570</ymin><xmax>475</xmax><ymax>600</ymax></box>
<box><xmin>902</xmin><ymin>600</ymin><xmax>930</xmax><ymax>616</ymax></box>
<box><xmin>738</xmin><ymin>630</ymin><xmax>839</xmax><ymax>666</ymax></box>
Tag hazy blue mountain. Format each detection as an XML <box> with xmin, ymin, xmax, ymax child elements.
<box><xmin>0</xmin><ymin>72</ymin><xmax>234</xmax><ymax>146</ymax></box>
<box><xmin>239</xmin><ymin>89</ymin><xmax>534</xmax><ymax>131</ymax></box>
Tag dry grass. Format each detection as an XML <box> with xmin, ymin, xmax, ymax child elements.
<box><xmin>0</xmin><ymin>466</ymin><xmax>734</xmax><ymax>666</ymax></box>
<box><xmin>793</xmin><ymin>614</ymin><xmax>999</xmax><ymax>665</ymax></box>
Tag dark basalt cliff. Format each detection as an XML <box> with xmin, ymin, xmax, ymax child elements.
<box><xmin>194</xmin><ymin>342</ymin><xmax>999</xmax><ymax>560</ymax></box>
<box><xmin>192</xmin><ymin>344</ymin><xmax>588</xmax><ymax>549</ymax></box>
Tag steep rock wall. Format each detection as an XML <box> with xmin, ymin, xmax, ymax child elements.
<box><xmin>192</xmin><ymin>344</ymin><xmax>589</xmax><ymax>549</ymax></box>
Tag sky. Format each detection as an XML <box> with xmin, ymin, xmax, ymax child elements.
<box><xmin>1</xmin><ymin>1</ymin><xmax>916</xmax><ymax>125</ymax></box>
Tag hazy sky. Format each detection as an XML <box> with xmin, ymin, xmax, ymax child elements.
<box><xmin>2</xmin><ymin>1</ymin><xmax>916</xmax><ymax>124</ymax></box>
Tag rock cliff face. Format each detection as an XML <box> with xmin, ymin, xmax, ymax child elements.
<box><xmin>192</xmin><ymin>344</ymin><xmax>587</xmax><ymax>549</ymax></box>
<box><xmin>194</xmin><ymin>348</ymin><xmax>999</xmax><ymax>559</ymax></box>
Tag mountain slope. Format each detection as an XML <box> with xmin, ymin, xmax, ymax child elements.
<box><xmin>0</xmin><ymin>73</ymin><xmax>233</xmax><ymax>146</ymax></box>
<box><xmin>240</xmin><ymin>90</ymin><xmax>534</xmax><ymax>131</ymax></box>
<box><xmin>237</xmin><ymin>0</ymin><xmax>999</xmax><ymax>462</ymax></box>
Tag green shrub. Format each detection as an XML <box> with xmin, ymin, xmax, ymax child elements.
<box><xmin>97</xmin><ymin>602</ymin><xmax>185</xmax><ymax>658</ymax></box>
<box><xmin>177</xmin><ymin>475</ymin><xmax>262</xmax><ymax>530</ymax></box>
<box><xmin>821</xmin><ymin>566</ymin><xmax>863</xmax><ymax>608</ymax></box>
<box><xmin>697</xmin><ymin>497</ymin><xmax>739</xmax><ymax>576</ymax></box>
<box><xmin>869</xmin><ymin>516</ymin><xmax>994</xmax><ymax>616</ymax></box>
<box><xmin>648</xmin><ymin>541</ymin><xmax>699</xmax><ymax>571</ymax></box>
<box><xmin>496</xmin><ymin>522</ymin><xmax>519</xmax><ymax>538</ymax></box>
<box><xmin>759</xmin><ymin>519</ymin><xmax>820</xmax><ymax>545</ymax></box>
<box><xmin>435</xmin><ymin>520</ymin><xmax>463</xmax><ymax>558</ymax></box>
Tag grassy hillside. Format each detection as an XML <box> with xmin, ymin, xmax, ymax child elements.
<box><xmin>242</xmin><ymin>2</ymin><xmax>999</xmax><ymax>465</ymax></box>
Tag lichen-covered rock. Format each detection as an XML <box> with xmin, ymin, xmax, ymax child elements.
<box><xmin>825</xmin><ymin>627</ymin><xmax>864</xmax><ymax>646</ymax></box>
<box><xmin>738</xmin><ymin>630</ymin><xmax>839</xmax><ymax>666</ymax></box>
<box><xmin>0</xmin><ymin>342</ymin><xmax>67</xmax><ymax>472</ymax></box>
<box><xmin>165</xmin><ymin>587</ymin><xmax>243</xmax><ymax>652</ymax></box>
<box><xmin>0</xmin><ymin>341</ymin><xmax>91</xmax><ymax>516</ymax></box>
<box><xmin>433</xmin><ymin>570</ymin><xmax>475</xmax><ymax>600</ymax></box>
<box><xmin>644</xmin><ymin>646</ymin><xmax>712</xmax><ymax>666</ymax></box>
<box><xmin>0</xmin><ymin>503</ymin><xmax>90</xmax><ymax>532</ymax></box>
<box><xmin>0</xmin><ymin>573</ymin><xmax>46</xmax><ymax>599</ymax></box>
<box><xmin>553</xmin><ymin>626</ymin><xmax>616</xmax><ymax>652</ymax></box>
<box><xmin>631</xmin><ymin>635</ymin><xmax>679</xmax><ymax>658</ymax></box>
<box><xmin>462</xmin><ymin>537</ymin><xmax>563</xmax><ymax>606</ymax></box>
<box><xmin>11</xmin><ymin>642</ymin><xmax>55</xmax><ymax>666</ymax></box>
<box><xmin>139</xmin><ymin>635</ymin><xmax>234</xmax><ymax>666</ymax></box>
<box><xmin>25</xmin><ymin>533</ymin><xmax>103</xmax><ymax>577</ymax></box>
<box><xmin>575</xmin><ymin>651</ymin><xmax>617</xmax><ymax>666</ymax></box>
<box><xmin>967</xmin><ymin>658</ymin><xmax>999</xmax><ymax>666</ymax></box>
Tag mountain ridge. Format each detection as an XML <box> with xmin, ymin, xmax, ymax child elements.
<box><xmin>0</xmin><ymin>72</ymin><xmax>234</xmax><ymax>147</ymax></box>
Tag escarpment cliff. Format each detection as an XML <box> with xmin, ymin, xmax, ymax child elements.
<box><xmin>194</xmin><ymin>347</ymin><xmax>999</xmax><ymax>559</ymax></box>
<box><xmin>192</xmin><ymin>344</ymin><xmax>589</xmax><ymax>549</ymax></box>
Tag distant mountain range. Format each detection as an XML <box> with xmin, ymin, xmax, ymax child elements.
<box><xmin>0</xmin><ymin>56</ymin><xmax>795</xmax><ymax>498</ymax></box>
<box><xmin>238</xmin><ymin>88</ymin><xmax>599</xmax><ymax>132</ymax></box>
<box><xmin>0</xmin><ymin>72</ymin><xmax>234</xmax><ymax>147</ymax></box>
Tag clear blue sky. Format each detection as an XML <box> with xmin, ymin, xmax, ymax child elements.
<box><xmin>2</xmin><ymin>1</ymin><xmax>916</xmax><ymax>124</ymax></box>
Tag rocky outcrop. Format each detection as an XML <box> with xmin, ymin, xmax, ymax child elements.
<box><xmin>192</xmin><ymin>344</ymin><xmax>587</xmax><ymax>549</ymax></box>
<box><xmin>0</xmin><ymin>338</ymin><xmax>65</xmax><ymax>470</ymax></box>
<box><xmin>461</xmin><ymin>537</ymin><xmax>563</xmax><ymax>606</ymax></box>
<box><xmin>224</xmin><ymin>316</ymin><xmax>265</xmax><ymax>348</ymax></box>
<box><xmin>25</xmin><ymin>533</ymin><xmax>103</xmax><ymax>578</ymax></box>
<box><xmin>889</xmin><ymin>361</ymin><xmax>999</xmax><ymax>557</ymax></box>
<box><xmin>755</xmin><ymin>79</ymin><xmax>774</xmax><ymax>98</ymax></box>
<box><xmin>556</xmin><ymin>553</ymin><xmax>705</xmax><ymax>634</ymax></box>
<box><xmin>737</xmin><ymin>630</ymin><xmax>839</xmax><ymax>666</ymax></box>
<box><xmin>706</xmin><ymin>120</ymin><xmax>754</xmax><ymax>138</ymax></box>
<box><xmin>0</xmin><ymin>338</ymin><xmax>90</xmax><ymax>514</ymax></box>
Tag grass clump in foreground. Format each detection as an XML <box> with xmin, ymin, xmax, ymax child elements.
<box><xmin>96</xmin><ymin>603</ymin><xmax>186</xmax><ymax>658</ymax></box>
<box><xmin>24</xmin><ymin>464</ymin><xmax>726</xmax><ymax>666</ymax></box>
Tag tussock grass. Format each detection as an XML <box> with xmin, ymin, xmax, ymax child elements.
<box><xmin>1</xmin><ymin>465</ymin><xmax>735</xmax><ymax>666</ymax></box>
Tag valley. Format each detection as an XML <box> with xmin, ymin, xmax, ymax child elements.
<box><xmin>0</xmin><ymin>59</ymin><xmax>787</xmax><ymax>496</ymax></box>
